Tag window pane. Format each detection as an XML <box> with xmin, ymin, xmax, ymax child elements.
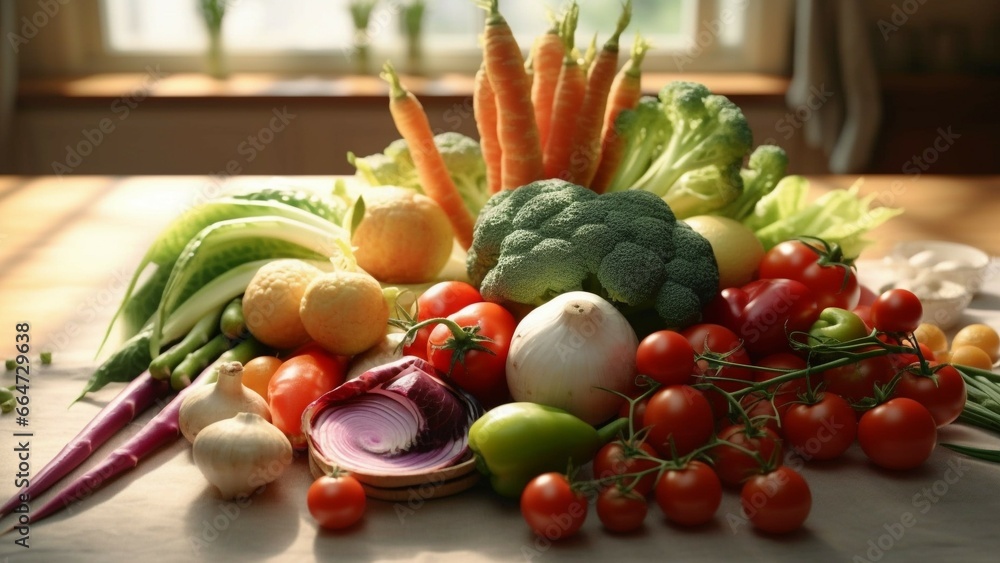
<box><xmin>103</xmin><ymin>0</ymin><xmax>694</xmax><ymax>53</ymax></box>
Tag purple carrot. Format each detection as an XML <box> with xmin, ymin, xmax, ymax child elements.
<box><xmin>0</xmin><ymin>371</ymin><xmax>171</xmax><ymax>518</ymax></box>
<box><xmin>23</xmin><ymin>367</ymin><xmax>212</xmax><ymax>525</ymax></box>
<box><xmin>18</xmin><ymin>337</ymin><xmax>267</xmax><ymax>526</ymax></box>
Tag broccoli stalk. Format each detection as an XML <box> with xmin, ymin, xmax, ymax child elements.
<box><xmin>626</xmin><ymin>82</ymin><xmax>753</xmax><ymax>218</ymax></box>
<box><xmin>605</xmin><ymin>96</ymin><xmax>670</xmax><ymax>192</ymax></box>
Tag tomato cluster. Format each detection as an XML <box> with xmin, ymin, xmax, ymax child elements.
<box><xmin>519</xmin><ymin>239</ymin><xmax>972</xmax><ymax>539</ymax></box>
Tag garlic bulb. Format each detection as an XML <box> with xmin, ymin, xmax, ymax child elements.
<box><xmin>506</xmin><ymin>291</ymin><xmax>638</xmax><ymax>425</ymax></box>
<box><xmin>179</xmin><ymin>361</ymin><xmax>271</xmax><ymax>443</ymax></box>
<box><xmin>192</xmin><ymin>412</ymin><xmax>293</xmax><ymax>500</ymax></box>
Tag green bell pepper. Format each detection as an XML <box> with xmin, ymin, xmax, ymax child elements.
<box><xmin>809</xmin><ymin>307</ymin><xmax>868</xmax><ymax>344</ymax></box>
<box><xmin>468</xmin><ymin>402</ymin><xmax>627</xmax><ymax>498</ymax></box>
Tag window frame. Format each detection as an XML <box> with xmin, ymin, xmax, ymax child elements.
<box><xmin>17</xmin><ymin>0</ymin><xmax>793</xmax><ymax>77</ymax></box>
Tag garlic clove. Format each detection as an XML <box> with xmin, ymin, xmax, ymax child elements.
<box><xmin>192</xmin><ymin>412</ymin><xmax>293</xmax><ymax>500</ymax></box>
<box><xmin>179</xmin><ymin>361</ymin><xmax>271</xmax><ymax>443</ymax></box>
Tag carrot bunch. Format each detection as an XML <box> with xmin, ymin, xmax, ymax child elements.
<box><xmin>378</xmin><ymin>0</ymin><xmax>646</xmax><ymax>244</ymax></box>
<box><xmin>474</xmin><ymin>0</ymin><xmax>643</xmax><ymax>191</ymax></box>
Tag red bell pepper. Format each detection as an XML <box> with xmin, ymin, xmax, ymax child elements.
<box><xmin>703</xmin><ymin>278</ymin><xmax>821</xmax><ymax>359</ymax></box>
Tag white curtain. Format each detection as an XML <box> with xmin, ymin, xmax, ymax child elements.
<box><xmin>0</xmin><ymin>1</ymin><xmax>16</xmax><ymax>173</ymax></box>
<box><xmin>787</xmin><ymin>0</ymin><xmax>881</xmax><ymax>173</ymax></box>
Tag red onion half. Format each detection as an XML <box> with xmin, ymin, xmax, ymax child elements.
<box><xmin>303</xmin><ymin>356</ymin><xmax>481</xmax><ymax>476</ymax></box>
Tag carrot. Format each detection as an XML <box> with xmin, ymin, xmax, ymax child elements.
<box><xmin>477</xmin><ymin>0</ymin><xmax>544</xmax><ymax>190</ymax></box>
<box><xmin>566</xmin><ymin>0</ymin><xmax>632</xmax><ymax>187</ymax></box>
<box><xmin>542</xmin><ymin>2</ymin><xmax>585</xmax><ymax>180</ymax></box>
<box><xmin>530</xmin><ymin>14</ymin><xmax>564</xmax><ymax>152</ymax></box>
<box><xmin>591</xmin><ymin>33</ymin><xmax>651</xmax><ymax>193</ymax></box>
<box><xmin>0</xmin><ymin>371</ymin><xmax>170</xmax><ymax>519</ymax></box>
<box><xmin>381</xmin><ymin>61</ymin><xmax>476</xmax><ymax>249</ymax></box>
<box><xmin>474</xmin><ymin>61</ymin><xmax>503</xmax><ymax>195</ymax></box>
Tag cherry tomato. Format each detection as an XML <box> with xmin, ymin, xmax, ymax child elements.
<box><xmin>681</xmin><ymin>323</ymin><xmax>754</xmax><ymax>418</ymax></box>
<box><xmin>821</xmin><ymin>349</ymin><xmax>894</xmax><ymax>404</ymax></box>
<box><xmin>740</xmin><ymin>466</ymin><xmax>811</xmax><ymax>534</ymax></box>
<box><xmin>783</xmin><ymin>392</ymin><xmax>858</xmax><ymax>461</ymax></box>
<box><xmin>520</xmin><ymin>473</ymin><xmax>588</xmax><ymax>540</ymax></box>
<box><xmin>654</xmin><ymin>460</ymin><xmax>722</xmax><ymax>527</ymax></box>
<box><xmin>307</xmin><ymin>473</ymin><xmax>366</xmax><ymax>530</ymax></box>
<box><xmin>759</xmin><ymin>239</ymin><xmax>861</xmax><ymax>311</ymax></box>
<box><xmin>417</xmin><ymin>281</ymin><xmax>484</xmax><ymax>321</ymax></box>
<box><xmin>710</xmin><ymin>425</ymin><xmax>783</xmax><ymax>488</ymax></box>
<box><xmin>893</xmin><ymin>362</ymin><xmax>967</xmax><ymax>427</ymax></box>
<box><xmin>871</xmin><ymin>288</ymin><xmax>923</xmax><ymax>334</ymax></box>
<box><xmin>636</xmin><ymin>330</ymin><xmax>695</xmax><ymax>386</ymax></box>
<box><xmin>596</xmin><ymin>486</ymin><xmax>648</xmax><ymax>533</ymax></box>
<box><xmin>643</xmin><ymin>385</ymin><xmax>715</xmax><ymax>457</ymax></box>
<box><xmin>427</xmin><ymin>302</ymin><xmax>516</xmax><ymax>408</ymax></box>
<box><xmin>739</xmin><ymin>395</ymin><xmax>783</xmax><ymax>437</ymax></box>
<box><xmin>404</xmin><ymin>282</ymin><xmax>484</xmax><ymax>360</ymax></box>
<box><xmin>858</xmin><ymin>398</ymin><xmax>937</xmax><ymax>470</ymax></box>
<box><xmin>592</xmin><ymin>439</ymin><xmax>659</xmax><ymax>496</ymax></box>
<box><xmin>268</xmin><ymin>349</ymin><xmax>346</xmax><ymax>448</ymax></box>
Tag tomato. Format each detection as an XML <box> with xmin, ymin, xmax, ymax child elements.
<box><xmin>592</xmin><ymin>440</ymin><xmax>659</xmax><ymax>496</ymax></box>
<box><xmin>307</xmin><ymin>473</ymin><xmax>366</xmax><ymax>530</ymax></box>
<box><xmin>520</xmin><ymin>473</ymin><xmax>588</xmax><ymax>540</ymax></box>
<box><xmin>240</xmin><ymin>356</ymin><xmax>283</xmax><ymax>401</ymax></box>
<box><xmin>654</xmin><ymin>460</ymin><xmax>722</xmax><ymax>527</ymax></box>
<box><xmin>858</xmin><ymin>398</ymin><xmax>937</xmax><ymax>470</ymax></box>
<box><xmin>710</xmin><ymin>425</ymin><xmax>783</xmax><ymax>488</ymax></box>
<box><xmin>740</xmin><ymin>466</ymin><xmax>811</xmax><ymax>534</ymax></box>
<box><xmin>596</xmin><ymin>486</ymin><xmax>648</xmax><ymax>533</ymax></box>
<box><xmin>681</xmin><ymin>323</ymin><xmax>754</xmax><ymax>417</ymax></box>
<box><xmin>643</xmin><ymin>385</ymin><xmax>715</xmax><ymax>457</ymax></box>
<box><xmin>893</xmin><ymin>362</ymin><xmax>967</xmax><ymax>427</ymax></box>
<box><xmin>404</xmin><ymin>282</ymin><xmax>484</xmax><ymax>360</ymax></box>
<box><xmin>852</xmin><ymin>305</ymin><xmax>874</xmax><ymax>331</ymax></box>
<box><xmin>268</xmin><ymin>349</ymin><xmax>346</xmax><ymax>448</ymax></box>
<box><xmin>913</xmin><ymin>323</ymin><xmax>948</xmax><ymax>355</ymax></box>
<box><xmin>870</xmin><ymin>288</ymin><xmax>923</xmax><ymax>334</ymax></box>
<box><xmin>636</xmin><ymin>330</ymin><xmax>695</xmax><ymax>386</ymax></box>
<box><xmin>783</xmin><ymin>393</ymin><xmax>858</xmax><ymax>461</ymax></box>
<box><xmin>821</xmin><ymin>349</ymin><xmax>894</xmax><ymax>404</ymax></box>
<box><xmin>427</xmin><ymin>302</ymin><xmax>516</xmax><ymax>408</ymax></box>
<box><xmin>417</xmin><ymin>281</ymin><xmax>484</xmax><ymax>321</ymax></box>
<box><xmin>758</xmin><ymin>239</ymin><xmax>861</xmax><ymax>311</ymax></box>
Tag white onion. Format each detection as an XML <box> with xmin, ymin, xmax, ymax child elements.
<box><xmin>505</xmin><ymin>291</ymin><xmax>638</xmax><ymax>425</ymax></box>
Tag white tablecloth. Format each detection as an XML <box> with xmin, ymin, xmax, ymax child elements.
<box><xmin>2</xmin><ymin>261</ymin><xmax>1000</xmax><ymax>562</ymax></box>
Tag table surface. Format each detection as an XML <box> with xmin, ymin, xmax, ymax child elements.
<box><xmin>1</xmin><ymin>174</ymin><xmax>1000</xmax><ymax>562</ymax></box>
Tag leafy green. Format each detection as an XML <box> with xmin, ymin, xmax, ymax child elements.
<box><xmin>745</xmin><ymin>176</ymin><xmax>903</xmax><ymax>258</ymax></box>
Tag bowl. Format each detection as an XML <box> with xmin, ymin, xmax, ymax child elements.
<box><xmin>885</xmin><ymin>240</ymin><xmax>991</xmax><ymax>294</ymax></box>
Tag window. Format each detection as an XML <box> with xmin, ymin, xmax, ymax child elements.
<box><xmin>33</xmin><ymin>0</ymin><xmax>793</xmax><ymax>75</ymax></box>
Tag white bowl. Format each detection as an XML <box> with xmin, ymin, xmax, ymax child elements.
<box><xmin>885</xmin><ymin>240</ymin><xmax>991</xmax><ymax>294</ymax></box>
<box><xmin>916</xmin><ymin>289</ymin><xmax>974</xmax><ymax>331</ymax></box>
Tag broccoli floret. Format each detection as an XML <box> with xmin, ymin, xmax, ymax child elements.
<box><xmin>624</xmin><ymin>81</ymin><xmax>752</xmax><ymax>218</ymax></box>
<box><xmin>716</xmin><ymin>144</ymin><xmax>789</xmax><ymax>221</ymax></box>
<box><xmin>348</xmin><ymin>132</ymin><xmax>489</xmax><ymax>216</ymax></box>
<box><xmin>467</xmin><ymin>179</ymin><xmax>719</xmax><ymax>328</ymax></box>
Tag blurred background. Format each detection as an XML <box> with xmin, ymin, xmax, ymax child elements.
<box><xmin>0</xmin><ymin>0</ymin><xmax>997</xmax><ymax>177</ymax></box>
